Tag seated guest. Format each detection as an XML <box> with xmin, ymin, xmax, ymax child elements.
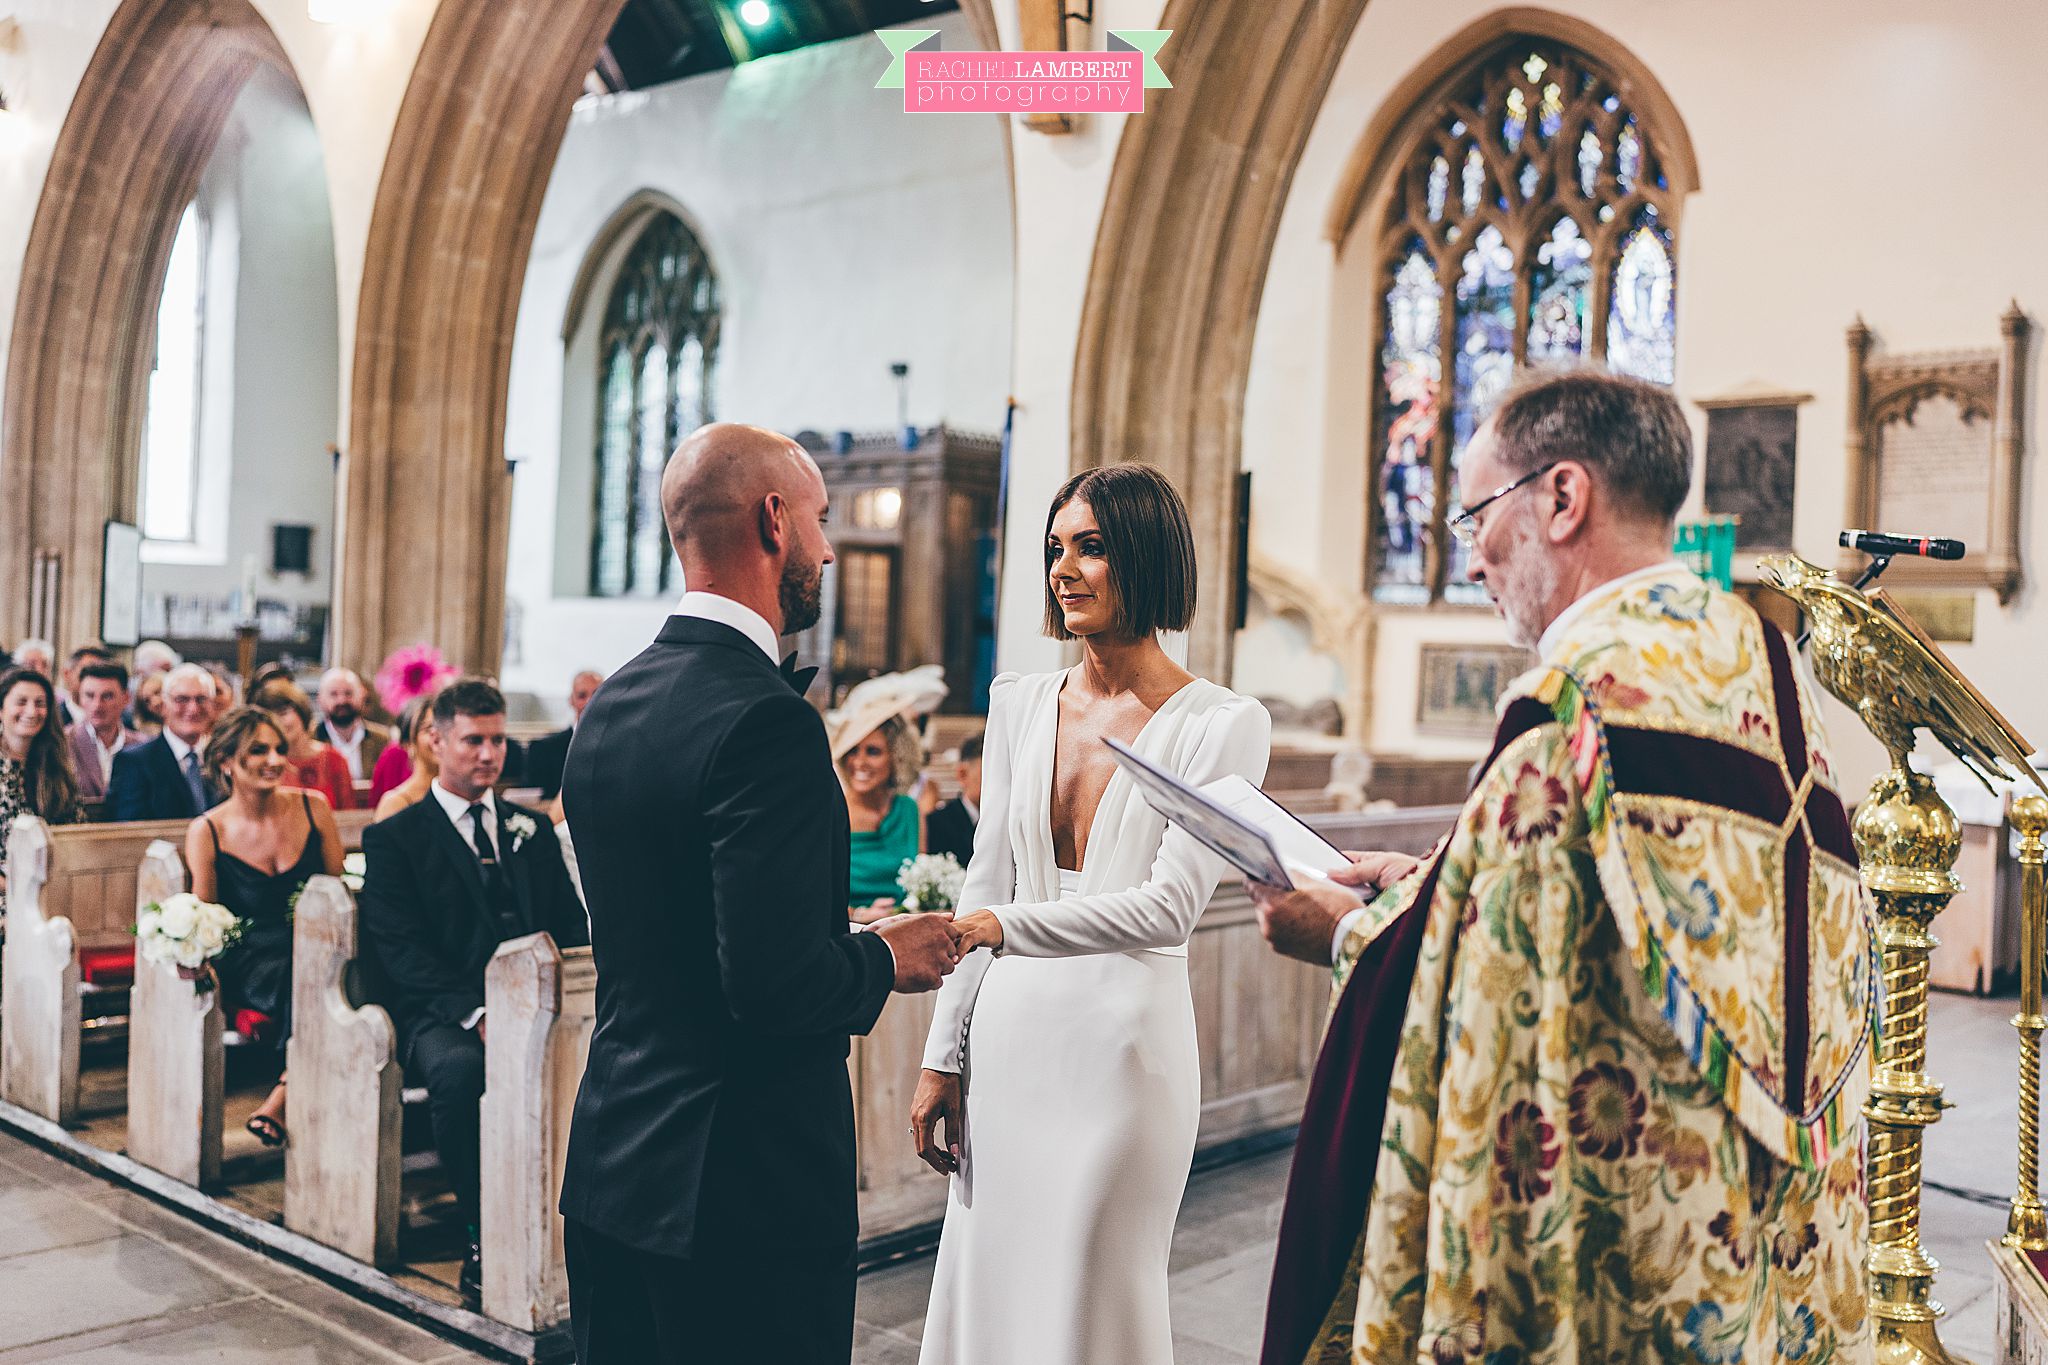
<box><xmin>314</xmin><ymin>667</ymin><xmax>389</xmax><ymax>784</ymax></box>
<box><xmin>131</xmin><ymin>672</ymin><xmax>166</xmax><ymax>738</ymax></box>
<box><xmin>107</xmin><ymin>663</ymin><xmax>221</xmax><ymax>821</ymax></box>
<box><xmin>372</xmin><ymin>696</ymin><xmax>439</xmax><ymax>820</ymax></box>
<box><xmin>923</xmin><ymin>731</ymin><xmax>982</xmax><ymax>866</ymax></box>
<box><xmin>829</xmin><ymin>699</ymin><xmax>928</xmax><ymax>922</ymax></box>
<box><xmin>0</xmin><ymin>667</ymin><xmax>83</xmax><ymax>901</ymax></box>
<box><xmin>10</xmin><ymin>639</ymin><xmax>54</xmax><ymax>681</ymax></box>
<box><xmin>358</xmin><ymin>678</ymin><xmax>587</xmax><ymax>1304</ymax></box>
<box><xmin>67</xmin><ymin>662</ymin><xmax>145</xmax><ymax>803</ymax></box>
<box><xmin>201</xmin><ymin>664</ymin><xmax>239</xmax><ymax>725</ymax></box>
<box><xmin>56</xmin><ymin>644</ymin><xmax>112</xmax><ymax>729</ymax></box>
<box><xmin>186</xmin><ymin>706</ymin><xmax>344</xmax><ymax>1146</ymax></box>
<box><xmin>125</xmin><ymin>641</ymin><xmax>179</xmax><ymax>732</ymax></box>
<box><xmin>251</xmin><ymin>681</ymin><xmax>356</xmax><ymax>811</ymax></box>
<box><xmin>519</xmin><ymin>668</ymin><xmax>602</xmax><ymax>801</ymax></box>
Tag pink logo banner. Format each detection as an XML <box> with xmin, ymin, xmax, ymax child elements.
<box><xmin>904</xmin><ymin>50</ymin><xmax>1144</xmax><ymax>114</ymax></box>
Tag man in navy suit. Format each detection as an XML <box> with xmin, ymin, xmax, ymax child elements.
<box><xmin>106</xmin><ymin>663</ymin><xmax>221</xmax><ymax>821</ymax></box>
<box><xmin>359</xmin><ymin>676</ymin><xmax>588</xmax><ymax>1306</ymax></box>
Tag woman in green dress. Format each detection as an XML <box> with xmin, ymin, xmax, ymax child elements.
<box><xmin>831</xmin><ymin>675</ymin><xmax>942</xmax><ymax>921</ymax></box>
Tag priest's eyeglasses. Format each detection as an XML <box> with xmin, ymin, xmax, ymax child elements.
<box><xmin>1447</xmin><ymin>462</ymin><xmax>1560</xmax><ymax>548</ymax></box>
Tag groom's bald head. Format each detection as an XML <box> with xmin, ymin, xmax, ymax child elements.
<box><xmin>662</xmin><ymin>423</ymin><xmax>821</xmax><ymax>560</ymax></box>
<box><xmin>660</xmin><ymin>422</ymin><xmax>833</xmax><ymax>632</ymax></box>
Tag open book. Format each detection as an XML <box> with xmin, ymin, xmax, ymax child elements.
<box><xmin>1105</xmin><ymin>738</ymin><xmax>1361</xmax><ymax>900</ymax></box>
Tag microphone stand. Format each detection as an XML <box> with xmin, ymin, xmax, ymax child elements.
<box><xmin>1795</xmin><ymin>552</ymin><xmax>1892</xmax><ymax>651</ymax></box>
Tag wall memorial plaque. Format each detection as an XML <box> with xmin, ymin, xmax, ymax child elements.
<box><xmin>1416</xmin><ymin>643</ymin><xmax>1529</xmax><ymax>737</ymax></box>
<box><xmin>1699</xmin><ymin>395</ymin><xmax>1804</xmax><ymax>553</ymax></box>
<box><xmin>1843</xmin><ymin>305</ymin><xmax>2031</xmax><ymax>601</ymax></box>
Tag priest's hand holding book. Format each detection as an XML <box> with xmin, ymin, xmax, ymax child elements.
<box><xmin>1249</xmin><ymin>851</ymin><xmax>1421</xmax><ymax>966</ymax></box>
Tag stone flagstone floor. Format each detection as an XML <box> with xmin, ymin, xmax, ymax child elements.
<box><xmin>0</xmin><ymin>992</ymin><xmax>2017</xmax><ymax>1362</ymax></box>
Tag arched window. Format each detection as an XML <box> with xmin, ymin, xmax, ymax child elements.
<box><xmin>592</xmin><ymin>211</ymin><xmax>720</xmax><ymax>597</ymax></box>
<box><xmin>1371</xmin><ymin>42</ymin><xmax>1681</xmax><ymax>604</ymax></box>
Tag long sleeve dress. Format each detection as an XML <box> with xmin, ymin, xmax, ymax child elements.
<box><xmin>916</xmin><ymin>669</ymin><xmax>1271</xmax><ymax>1365</ymax></box>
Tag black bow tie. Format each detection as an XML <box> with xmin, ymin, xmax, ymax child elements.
<box><xmin>780</xmin><ymin>653</ymin><xmax>819</xmax><ymax>696</ymax></box>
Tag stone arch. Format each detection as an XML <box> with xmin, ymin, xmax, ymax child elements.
<box><xmin>0</xmin><ymin>0</ymin><xmax>295</xmax><ymax>650</ymax></box>
<box><xmin>1070</xmin><ymin>3</ymin><xmax>1696</xmax><ymax>682</ymax></box>
<box><xmin>338</xmin><ymin>0</ymin><xmax>1006</xmax><ymax>675</ymax></box>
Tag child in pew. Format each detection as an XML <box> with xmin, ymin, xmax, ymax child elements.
<box><xmin>186</xmin><ymin>707</ymin><xmax>345</xmax><ymax>1146</ymax></box>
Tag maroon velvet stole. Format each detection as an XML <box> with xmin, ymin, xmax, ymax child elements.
<box><xmin>1258</xmin><ymin>697</ymin><xmax>1553</xmax><ymax>1365</ymax></box>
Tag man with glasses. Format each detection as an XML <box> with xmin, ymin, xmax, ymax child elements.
<box><xmin>1255</xmin><ymin>368</ymin><xmax>1877</xmax><ymax>1364</ymax></box>
<box><xmin>106</xmin><ymin>663</ymin><xmax>224</xmax><ymax>820</ymax></box>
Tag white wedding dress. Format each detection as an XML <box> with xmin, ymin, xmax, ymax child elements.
<box><xmin>917</xmin><ymin>669</ymin><xmax>1271</xmax><ymax>1365</ymax></box>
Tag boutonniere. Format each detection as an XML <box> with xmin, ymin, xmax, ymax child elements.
<box><xmin>503</xmin><ymin>812</ymin><xmax>538</xmax><ymax>853</ymax></box>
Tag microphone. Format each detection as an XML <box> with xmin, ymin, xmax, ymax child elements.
<box><xmin>1839</xmin><ymin>530</ymin><xmax>1966</xmax><ymax>561</ymax></box>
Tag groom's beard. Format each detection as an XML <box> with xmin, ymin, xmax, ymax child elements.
<box><xmin>780</xmin><ymin>555</ymin><xmax>824</xmax><ymax>635</ymax></box>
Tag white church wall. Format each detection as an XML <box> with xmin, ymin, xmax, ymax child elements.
<box><xmin>499</xmin><ymin>13</ymin><xmax>1014</xmax><ymax>705</ymax></box>
<box><xmin>138</xmin><ymin>67</ymin><xmax>340</xmax><ymax>615</ymax></box>
<box><xmin>1228</xmin><ymin>0</ymin><xmax>2048</xmax><ymax>793</ymax></box>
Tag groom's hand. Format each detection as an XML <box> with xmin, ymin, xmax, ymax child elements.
<box><xmin>874</xmin><ymin>912</ymin><xmax>961</xmax><ymax>992</ymax></box>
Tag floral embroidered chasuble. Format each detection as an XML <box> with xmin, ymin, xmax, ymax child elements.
<box><xmin>1263</xmin><ymin>568</ymin><xmax>1879</xmax><ymax>1365</ymax></box>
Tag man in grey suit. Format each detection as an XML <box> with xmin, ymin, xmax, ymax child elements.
<box><xmin>68</xmin><ymin>662</ymin><xmax>145</xmax><ymax>804</ymax></box>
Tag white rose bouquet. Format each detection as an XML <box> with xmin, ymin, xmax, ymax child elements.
<box><xmin>134</xmin><ymin>892</ymin><xmax>244</xmax><ymax>992</ymax></box>
<box><xmin>342</xmin><ymin>851</ymin><xmax>366</xmax><ymax>894</ymax></box>
<box><xmin>897</xmin><ymin>853</ymin><xmax>967</xmax><ymax>913</ymax></box>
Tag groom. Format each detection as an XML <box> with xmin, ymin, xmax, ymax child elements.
<box><xmin>559</xmin><ymin>422</ymin><xmax>963</xmax><ymax>1364</ymax></box>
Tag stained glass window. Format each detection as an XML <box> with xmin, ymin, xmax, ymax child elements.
<box><xmin>591</xmin><ymin>211</ymin><xmax>722</xmax><ymax>597</ymax></box>
<box><xmin>1367</xmin><ymin>40</ymin><xmax>1682</xmax><ymax>603</ymax></box>
<box><xmin>1607</xmin><ymin>207</ymin><xmax>1676</xmax><ymax>383</ymax></box>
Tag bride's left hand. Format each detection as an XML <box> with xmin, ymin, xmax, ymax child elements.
<box><xmin>951</xmin><ymin>909</ymin><xmax>1003</xmax><ymax>955</ymax></box>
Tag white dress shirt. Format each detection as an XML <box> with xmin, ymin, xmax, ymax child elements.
<box><xmin>1326</xmin><ymin>558</ymin><xmax>1690</xmax><ymax>961</ymax></box>
<box><xmin>674</xmin><ymin>591</ymin><xmax>780</xmax><ymax>663</ymax></box>
<box><xmin>163</xmin><ymin>729</ymin><xmax>203</xmax><ymax>768</ymax></box>
<box><xmin>430</xmin><ymin>781</ymin><xmax>500</xmax><ymax>1028</ymax></box>
<box><xmin>430</xmin><ymin>779</ymin><xmax>498</xmax><ymax>860</ymax></box>
<box><xmin>326</xmin><ymin>720</ymin><xmax>369</xmax><ymax>780</ymax></box>
<box><xmin>89</xmin><ymin>729</ymin><xmax>124</xmax><ymax>785</ymax></box>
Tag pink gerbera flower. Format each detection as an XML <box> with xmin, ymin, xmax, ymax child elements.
<box><xmin>374</xmin><ymin>644</ymin><xmax>458</xmax><ymax>716</ymax></box>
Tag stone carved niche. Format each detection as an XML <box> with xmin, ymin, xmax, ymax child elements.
<box><xmin>1843</xmin><ymin>306</ymin><xmax>2031</xmax><ymax>602</ymax></box>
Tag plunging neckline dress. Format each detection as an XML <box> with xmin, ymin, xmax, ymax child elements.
<box><xmin>916</xmin><ymin>669</ymin><xmax>1271</xmax><ymax>1365</ymax></box>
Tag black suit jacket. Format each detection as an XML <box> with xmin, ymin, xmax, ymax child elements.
<box><xmin>358</xmin><ymin>793</ymin><xmax>589</xmax><ymax>1061</ymax></box>
<box><xmin>520</xmin><ymin>727</ymin><xmax>573</xmax><ymax>801</ymax></box>
<box><xmin>558</xmin><ymin>615</ymin><xmax>895</xmax><ymax>1261</ymax></box>
<box><xmin>925</xmin><ymin>798</ymin><xmax>977</xmax><ymax>866</ymax></box>
<box><xmin>105</xmin><ymin>735</ymin><xmax>221</xmax><ymax>822</ymax></box>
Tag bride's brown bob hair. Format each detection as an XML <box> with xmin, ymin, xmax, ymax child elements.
<box><xmin>1042</xmin><ymin>463</ymin><xmax>1198</xmax><ymax>641</ymax></box>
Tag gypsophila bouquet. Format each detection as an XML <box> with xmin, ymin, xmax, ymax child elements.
<box><xmin>342</xmin><ymin>851</ymin><xmax>366</xmax><ymax>894</ymax></box>
<box><xmin>134</xmin><ymin>893</ymin><xmax>244</xmax><ymax>992</ymax></box>
<box><xmin>897</xmin><ymin>853</ymin><xmax>967</xmax><ymax>913</ymax></box>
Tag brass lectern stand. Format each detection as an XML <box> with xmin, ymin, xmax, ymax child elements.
<box><xmin>1763</xmin><ymin>554</ymin><xmax>2048</xmax><ymax>1365</ymax></box>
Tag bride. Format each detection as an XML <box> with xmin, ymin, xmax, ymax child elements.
<box><xmin>908</xmin><ymin>463</ymin><xmax>1271</xmax><ymax>1364</ymax></box>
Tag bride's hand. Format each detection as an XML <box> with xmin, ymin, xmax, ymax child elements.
<box><xmin>951</xmin><ymin>909</ymin><xmax>1003</xmax><ymax>955</ymax></box>
<box><xmin>910</xmin><ymin>1069</ymin><xmax>964</xmax><ymax>1175</ymax></box>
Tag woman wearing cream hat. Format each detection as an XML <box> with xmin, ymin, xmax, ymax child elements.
<box><xmin>828</xmin><ymin>666</ymin><xmax>947</xmax><ymax>920</ymax></box>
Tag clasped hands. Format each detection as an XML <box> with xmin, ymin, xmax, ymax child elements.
<box><xmin>870</xmin><ymin>907</ymin><xmax>1006</xmax><ymax>993</ymax></box>
<box><xmin>1248</xmin><ymin>850</ymin><xmax>1423</xmax><ymax>966</ymax></box>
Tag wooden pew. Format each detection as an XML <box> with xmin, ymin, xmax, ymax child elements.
<box><xmin>125</xmin><ymin>841</ymin><xmax>224</xmax><ymax>1187</ymax></box>
<box><xmin>2</xmin><ymin>816</ymin><xmax>80</xmax><ymax>1124</ymax></box>
<box><xmin>479</xmin><ymin>933</ymin><xmax>596</xmax><ymax>1331</ymax></box>
<box><xmin>284</xmin><ymin>875</ymin><xmax>401</xmax><ymax>1265</ymax></box>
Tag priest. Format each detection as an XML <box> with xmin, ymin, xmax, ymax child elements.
<box><xmin>1254</xmin><ymin>368</ymin><xmax>1879</xmax><ymax>1364</ymax></box>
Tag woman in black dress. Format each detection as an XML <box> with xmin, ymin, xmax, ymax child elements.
<box><xmin>186</xmin><ymin>706</ymin><xmax>343</xmax><ymax>1146</ymax></box>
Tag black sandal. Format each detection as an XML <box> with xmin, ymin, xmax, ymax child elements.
<box><xmin>245</xmin><ymin>1114</ymin><xmax>286</xmax><ymax>1147</ymax></box>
